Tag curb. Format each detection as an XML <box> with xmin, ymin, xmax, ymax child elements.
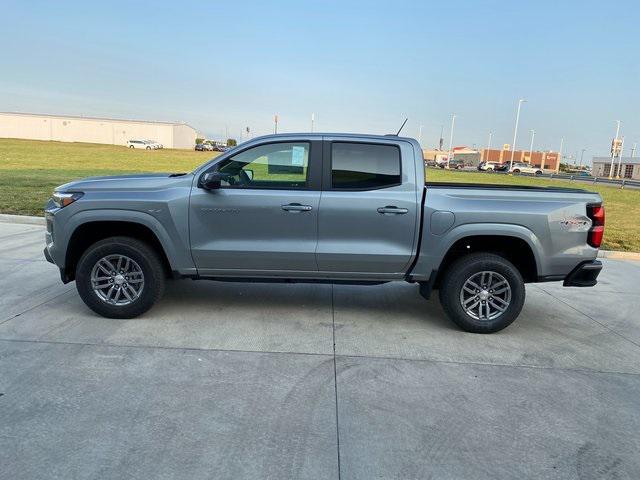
<box><xmin>597</xmin><ymin>250</ymin><xmax>640</xmax><ymax>260</ymax></box>
<box><xmin>0</xmin><ymin>214</ymin><xmax>45</xmax><ymax>226</ymax></box>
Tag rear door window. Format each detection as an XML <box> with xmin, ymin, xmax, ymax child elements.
<box><xmin>331</xmin><ymin>142</ymin><xmax>401</xmax><ymax>190</ymax></box>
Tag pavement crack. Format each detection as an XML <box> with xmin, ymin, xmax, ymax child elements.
<box><xmin>538</xmin><ymin>288</ymin><xmax>640</xmax><ymax>351</ymax></box>
<box><xmin>331</xmin><ymin>283</ymin><xmax>342</xmax><ymax>480</ymax></box>
<box><xmin>0</xmin><ymin>288</ymin><xmax>75</xmax><ymax>325</ymax></box>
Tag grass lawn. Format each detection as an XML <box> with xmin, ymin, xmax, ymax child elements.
<box><xmin>1</xmin><ymin>138</ymin><xmax>638</xmax><ymax>251</ymax></box>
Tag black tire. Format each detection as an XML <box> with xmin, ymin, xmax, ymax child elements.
<box><xmin>535</xmin><ymin>170</ymin><xmax>542</xmax><ymax>175</ymax></box>
<box><xmin>146</xmin><ymin>146</ymin><xmax>151</xmax><ymax>150</ymax></box>
<box><xmin>129</xmin><ymin>145</ymin><xmax>134</xmax><ymax>149</ymax></box>
<box><xmin>513</xmin><ymin>169</ymin><xmax>520</xmax><ymax>174</ymax></box>
<box><xmin>75</xmin><ymin>237</ymin><xmax>166</xmax><ymax>319</ymax></box>
<box><xmin>438</xmin><ymin>253</ymin><xmax>525</xmax><ymax>333</ymax></box>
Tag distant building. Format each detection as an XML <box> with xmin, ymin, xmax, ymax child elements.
<box><xmin>0</xmin><ymin>112</ymin><xmax>197</xmax><ymax>149</ymax></box>
<box><xmin>481</xmin><ymin>145</ymin><xmax>560</xmax><ymax>172</ymax></box>
<box><xmin>423</xmin><ymin>146</ymin><xmax>481</xmax><ymax>166</ymax></box>
<box><xmin>592</xmin><ymin>157</ymin><xmax>640</xmax><ymax>179</ymax></box>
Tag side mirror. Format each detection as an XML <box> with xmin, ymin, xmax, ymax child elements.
<box><xmin>244</xmin><ymin>169</ymin><xmax>254</xmax><ymax>181</ymax></box>
<box><xmin>200</xmin><ymin>171</ymin><xmax>224</xmax><ymax>190</ymax></box>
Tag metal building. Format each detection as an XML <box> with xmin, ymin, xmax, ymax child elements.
<box><xmin>0</xmin><ymin>112</ymin><xmax>197</xmax><ymax>149</ymax></box>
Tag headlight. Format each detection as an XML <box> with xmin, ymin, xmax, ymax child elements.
<box><xmin>51</xmin><ymin>191</ymin><xmax>84</xmax><ymax>208</ymax></box>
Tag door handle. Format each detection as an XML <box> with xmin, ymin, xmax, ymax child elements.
<box><xmin>377</xmin><ymin>206</ymin><xmax>409</xmax><ymax>215</ymax></box>
<box><xmin>282</xmin><ymin>203</ymin><xmax>313</xmax><ymax>212</ymax></box>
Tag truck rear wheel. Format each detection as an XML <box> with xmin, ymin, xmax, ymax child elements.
<box><xmin>438</xmin><ymin>253</ymin><xmax>525</xmax><ymax>333</ymax></box>
<box><xmin>75</xmin><ymin>237</ymin><xmax>165</xmax><ymax>319</ymax></box>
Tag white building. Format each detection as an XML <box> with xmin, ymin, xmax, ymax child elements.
<box><xmin>0</xmin><ymin>112</ymin><xmax>197</xmax><ymax>149</ymax></box>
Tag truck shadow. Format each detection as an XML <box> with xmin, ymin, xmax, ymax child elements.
<box><xmin>158</xmin><ymin>278</ymin><xmax>455</xmax><ymax>331</ymax></box>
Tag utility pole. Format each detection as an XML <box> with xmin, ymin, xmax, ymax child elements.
<box><xmin>446</xmin><ymin>114</ymin><xmax>456</xmax><ymax>169</ymax></box>
<box><xmin>311</xmin><ymin>113</ymin><xmax>315</xmax><ymax>132</ymax></box>
<box><xmin>274</xmin><ymin>114</ymin><xmax>279</xmax><ymax>134</ymax></box>
<box><xmin>580</xmin><ymin>148</ymin><xmax>586</xmax><ymax>167</ymax></box>
<box><xmin>528</xmin><ymin>129</ymin><xmax>536</xmax><ymax>162</ymax></box>
<box><xmin>608</xmin><ymin>120</ymin><xmax>621</xmax><ymax>179</ymax></box>
<box><xmin>509</xmin><ymin>99</ymin><xmax>527</xmax><ymax>170</ymax></box>
<box><xmin>631</xmin><ymin>142</ymin><xmax>637</xmax><ymax>158</ymax></box>
<box><xmin>418</xmin><ymin>125</ymin><xmax>424</xmax><ymax>146</ymax></box>
<box><xmin>616</xmin><ymin>136</ymin><xmax>625</xmax><ymax>178</ymax></box>
<box><xmin>438</xmin><ymin>125</ymin><xmax>444</xmax><ymax>150</ymax></box>
<box><xmin>486</xmin><ymin>131</ymin><xmax>493</xmax><ymax>162</ymax></box>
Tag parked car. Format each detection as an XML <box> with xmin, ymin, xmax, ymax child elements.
<box><xmin>195</xmin><ymin>143</ymin><xmax>213</xmax><ymax>151</ymax></box>
<box><xmin>509</xmin><ymin>162</ymin><xmax>543</xmax><ymax>175</ymax></box>
<box><xmin>127</xmin><ymin>139</ymin><xmax>154</xmax><ymax>150</ymax></box>
<box><xmin>436</xmin><ymin>158</ymin><xmax>463</xmax><ymax>169</ymax></box>
<box><xmin>478</xmin><ymin>161</ymin><xmax>501</xmax><ymax>171</ymax></box>
<box><xmin>144</xmin><ymin>139</ymin><xmax>163</xmax><ymax>149</ymax></box>
<box><xmin>44</xmin><ymin>133</ymin><xmax>604</xmax><ymax>333</ymax></box>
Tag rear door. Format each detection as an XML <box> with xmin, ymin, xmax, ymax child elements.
<box><xmin>189</xmin><ymin>139</ymin><xmax>322</xmax><ymax>275</ymax></box>
<box><xmin>316</xmin><ymin>138</ymin><xmax>419</xmax><ymax>275</ymax></box>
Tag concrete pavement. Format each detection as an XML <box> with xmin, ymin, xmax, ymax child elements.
<box><xmin>1</xmin><ymin>222</ymin><xmax>639</xmax><ymax>479</ymax></box>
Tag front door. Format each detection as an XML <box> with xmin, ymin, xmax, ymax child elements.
<box><xmin>316</xmin><ymin>139</ymin><xmax>419</xmax><ymax>275</ymax></box>
<box><xmin>190</xmin><ymin>140</ymin><xmax>322</xmax><ymax>275</ymax></box>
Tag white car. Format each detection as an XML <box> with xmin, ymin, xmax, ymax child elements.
<box><xmin>127</xmin><ymin>139</ymin><xmax>155</xmax><ymax>150</ymax></box>
<box><xmin>509</xmin><ymin>162</ymin><xmax>543</xmax><ymax>175</ymax></box>
<box><xmin>478</xmin><ymin>161</ymin><xmax>501</xmax><ymax>171</ymax></box>
<box><xmin>144</xmin><ymin>139</ymin><xmax>163</xmax><ymax>149</ymax></box>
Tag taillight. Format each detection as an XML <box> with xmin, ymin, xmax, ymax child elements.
<box><xmin>586</xmin><ymin>204</ymin><xmax>605</xmax><ymax>248</ymax></box>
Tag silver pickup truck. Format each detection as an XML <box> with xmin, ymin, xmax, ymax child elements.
<box><xmin>44</xmin><ymin>133</ymin><xmax>605</xmax><ymax>333</ymax></box>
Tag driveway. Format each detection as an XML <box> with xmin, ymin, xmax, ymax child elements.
<box><xmin>1</xmin><ymin>220</ymin><xmax>639</xmax><ymax>480</ymax></box>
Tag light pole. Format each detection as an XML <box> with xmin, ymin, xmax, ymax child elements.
<box><xmin>528</xmin><ymin>129</ymin><xmax>535</xmax><ymax>162</ymax></box>
<box><xmin>311</xmin><ymin>113</ymin><xmax>315</xmax><ymax>132</ymax></box>
<box><xmin>608</xmin><ymin>120</ymin><xmax>621</xmax><ymax>179</ymax></box>
<box><xmin>509</xmin><ymin>99</ymin><xmax>527</xmax><ymax>170</ymax></box>
<box><xmin>558</xmin><ymin>137</ymin><xmax>564</xmax><ymax>173</ymax></box>
<box><xmin>446</xmin><ymin>114</ymin><xmax>456</xmax><ymax>169</ymax></box>
<box><xmin>486</xmin><ymin>131</ymin><xmax>493</xmax><ymax>162</ymax></box>
<box><xmin>274</xmin><ymin>114</ymin><xmax>279</xmax><ymax>134</ymax></box>
<box><xmin>580</xmin><ymin>148</ymin><xmax>586</xmax><ymax>167</ymax></box>
<box><xmin>631</xmin><ymin>142</ymin><xmax>637</xmax><ymax>158</ymax></box>
<box><xmin>418</xmin><ymin>125</ymin><xmax>424</xmax><ymax>146</ymax></box>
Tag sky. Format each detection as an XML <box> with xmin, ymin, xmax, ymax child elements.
<box><xmin>1</xmin><ymin>0</ymin><xmax>638</xmax><ymax>163</ymax></box>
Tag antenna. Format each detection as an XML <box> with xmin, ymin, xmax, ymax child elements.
<box><xmin>396</xmin><ymin>118</ymin><xmax>408</xmax><ymax>136</ymax></box>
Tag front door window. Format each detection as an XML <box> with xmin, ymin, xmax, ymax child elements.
<box><xmin>217</xmin><ymin>142</ymin><xmax>310</xmax><ymax>189</ymax></box>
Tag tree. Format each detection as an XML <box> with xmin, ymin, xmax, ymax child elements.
<box><xmin>227</xmin><ymin>138</ymin><xmax>237</xmax><ymax>147</ymax></box>
<box><xmin>195</xmin><ymin>138</ymin><xmax>205</xmax><ymax>144</ymax></box>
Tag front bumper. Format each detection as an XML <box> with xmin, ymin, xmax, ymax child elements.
<box><xmin>563</xmin><ymin>260</ymin><xmax>602</xmax><ymax>287</ymax></box>
<box><xmin>43</xmin><ymin>246</ymin><xmax>54</xmax><ymax>264</ymax></box>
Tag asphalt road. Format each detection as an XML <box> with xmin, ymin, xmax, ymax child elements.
<box><xmin>1</xmin><ymin>221</ymin><xmax>639</xmax><ymax>480</ymax></box>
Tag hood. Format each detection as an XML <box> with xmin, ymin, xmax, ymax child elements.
<box><xmin>56</xmin><ymin>172</ymin><xmax>191</xmax><ymax>192</ymax></box>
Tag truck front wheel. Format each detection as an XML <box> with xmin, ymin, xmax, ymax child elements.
<box><xmin>438</xmin><ymin>253</ymin><xmax>525</xmax><ymax>333</ymax></box>
<box><xmin>75</xmin><ymin>236</ymin><xmax>166</xmax><ymax>319</ymax></box>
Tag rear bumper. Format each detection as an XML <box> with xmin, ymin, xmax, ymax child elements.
<box><xmin>563</xmin><ymin>260</ymin><xmax>602</xmax><ymax>287</ymax></box>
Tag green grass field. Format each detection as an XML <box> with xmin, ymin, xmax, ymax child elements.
<box><xmin>1</xmin><ymin>138</ymin><xmax>638</xmax><ymax>251</ymax></box>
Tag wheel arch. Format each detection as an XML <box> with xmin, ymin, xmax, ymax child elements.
<box><xmin>432</xmin><ymin>233</ymin><xmax>540</xmax><ymax>288</ymax></box>
<box><xmin>63</xmin><ymin>217</ymin><xmax>175</xmax><ymax>282</ymax></box>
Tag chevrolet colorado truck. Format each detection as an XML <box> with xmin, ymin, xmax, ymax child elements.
<box><xmin>44</xmin><ymin>133</ymin><xmax>604</xmax><ymax>333</ymax></box>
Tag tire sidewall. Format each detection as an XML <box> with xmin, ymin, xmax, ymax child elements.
<box><xmin>76</xmin><ymin>239</ymin><xmax>164</xmax><ymax>318</ymax></box>
<box><xmin>440</xmin><ymin>254</ymin><xmax>525</xmax><ymax>333</ymax></box>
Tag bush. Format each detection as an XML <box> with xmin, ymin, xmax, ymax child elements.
<box><xmin>227</xmin><ymin>138</ymin><xmax>237</xmax><ymax>147</ymax></box>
